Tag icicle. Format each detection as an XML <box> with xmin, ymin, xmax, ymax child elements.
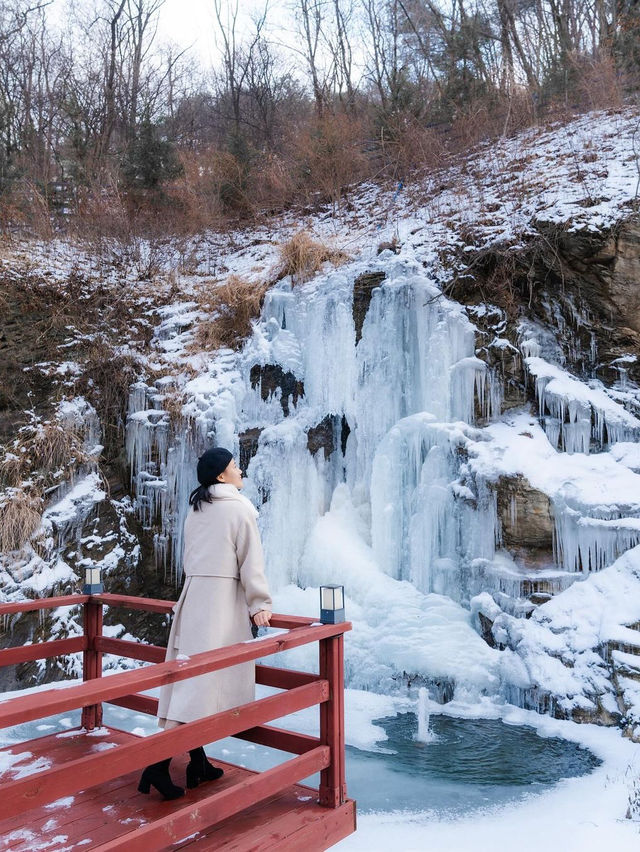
<box><xmin>554</xmin><ymin>507</ymin><xmax>640</xmax><ymax>573</ymax></box>
<box><xmin>526</xmin><ymin>356</ymin><xmax>640</xmax><ymax>454</ymax></box>
<box><xmin>370</xmin><ymin>415</ymin><xmax>493</xmax><ymax>596</ymax></box>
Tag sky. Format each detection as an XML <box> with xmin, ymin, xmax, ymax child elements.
<box><xmin>157</xmin><ymin>0</ymin><xmax>296</xmax><ymax>68</ymax></box>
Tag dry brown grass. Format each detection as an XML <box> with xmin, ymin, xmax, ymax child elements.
<box><xmin>192</xmin><ymin>275</ymin><xmax>269</xmax><ymax>352</ymax></box>
<box><xmin>173</xmin><ymin>148</ymin><xmax>251</xmax><ymax>225</ymax></box>
<box><xmin>277</xmin><ymin>230</ymin><xmax>349</xmax><ymax>286</ymax></box>
<box><xmin>0</xmin><ymin>489</ymin><xmax>43</xmax><ymax>552</ymax></box>
<box><xmin>76</xmin><ymin>349</ymin><xmax>141</xmax><ymax>463</ymax></box>
<box><xmin>0</xmin><ymin>417</ymin><xmax>91</xmax><ymax>490</ymax></box>
<box><xmin>162</xmin><ymin>389</ymin><xmax>188</xmax><ymax>430</ymax></box>
<box><xmin>33</xmin><ymin>420</ymin><xmax>90</xmax><ymax>474</ymax></box>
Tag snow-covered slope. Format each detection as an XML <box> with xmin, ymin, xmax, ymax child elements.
<box><xmin>4</xmin><ymin>107</ymin><xmax>640</xmax><ymax>732</ymax></box>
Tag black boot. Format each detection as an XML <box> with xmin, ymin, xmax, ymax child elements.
<box><xmin>186</xmin><ymin>746</ymin><xmax>224</xmax><ymax>789</ymax></box>
<box><xmin>138</xmin><ymin>758</ymin><xmax>184</xmax><ymax>800</ymax></box>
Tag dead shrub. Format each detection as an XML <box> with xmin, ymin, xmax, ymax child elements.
<box><xmin>569</xmin><ymin>53</ymin><xmax>623</xmax><ymax>111</ymax></box>
<box><xmin>277</xmin><ymin>230</ymin><xmax>349</xmax><ymax>285</ymax></box>
<box><xmin>173</xmin><ymin>148</ymin><xmax>251</xmax><ymax>226</ymax></box>
<box><xmin>162</xmin><ymin>389</ymin><xmax>187</xmax><ymax>430</ymax></box>
<box><xmin>0</xmin><ymin>489</ymin><xmax>43</xmax><ymax>552</ymax></box>
<box><xmin>0</xmin><ymin>178</ymin><xmax>53</xmax><ymax>238</ymax></box>
<box><xmin>77</xmin><ymin>349</ymin><xmax>141</xmax><ymax>462</ymax></box>
<box><xmin>0</xmin><ymin>414</ymin><xmax>92</xmax><ymax>492</ymax></box>
<box><xmin>31</xmin><ymin>420</ymin><xmax>90</xmax><ymax>474</ymax></box>
<box><xmin>192</xmin><ymin>275</ymin><xmax>269</xmax><ymax>352</ymax></box>
<box><xmin>294</xmin><ymin>113</ymin><xmax>370</xmax><ymax>209</ymax></box>
<box><xmin>378</xmin><ymin>115</ymin><xmax>446</xmax><ymax>174</ymax></box>
<box><xmin>248</xmin><ymin>152</ymin><xmax>297</xmax><ymax>213</ymax></box>
<box><xmin>74</xmin><ymin>179</ymin><xmax>131</xmax><ymax>245</ymax></box>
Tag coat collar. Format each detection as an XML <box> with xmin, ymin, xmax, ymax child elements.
<box><xmin>208</xmin><ymin>483</ymin><xmax>259</xmax><ymax>517</ymax></box>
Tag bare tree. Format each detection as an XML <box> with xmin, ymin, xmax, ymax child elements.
<box><xmin>296</xmin><ymin>0</ymin><xmax>331</xmax><ymax>115</ymax></box>
<box><xmin>213</xmin><ymin>0</ymin><xmax>269</xmax><ymax>136</ymax></box>
<box><xmin>122</xmin><ymin>0</ymin><xmax>165</xmax><ymax>138</ymax></box>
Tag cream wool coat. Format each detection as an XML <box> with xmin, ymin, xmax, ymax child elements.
<box><xmin>157</xmin><ymin>483</ymin><xmax>272</xmax><ymax>727</ymax></box>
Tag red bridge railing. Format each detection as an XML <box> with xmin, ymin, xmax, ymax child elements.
<box><xmin>0</xmin><ymin>592</ymin><xmax>351</xmax><ymax>848</ymax></box>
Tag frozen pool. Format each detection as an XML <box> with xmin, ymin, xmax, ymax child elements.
<box><xmin>343</xmin><ymin>712</ymin><xmax>601</xmax><ymax>814</ymax></box>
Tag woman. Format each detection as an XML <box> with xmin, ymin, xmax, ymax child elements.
<box><xmin>138</xmin><ymin>446</ymin><xmax>272</xmax><ymax>800</ymax></box>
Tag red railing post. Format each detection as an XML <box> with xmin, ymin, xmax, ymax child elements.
<box><xmin>81</xmin><ymin>598</ymin><xmax>103</xmax><ymax>730</ymax></box>
<box><xmin>318</xmin><ymin>633</ymin><xmax>346</xmax><ymax>808</ymax></box>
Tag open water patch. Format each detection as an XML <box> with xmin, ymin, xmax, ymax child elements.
<box><xmin>346</xmin><ymin>712</ymin><xmax>601</xmax><ymax>814</ymax></box>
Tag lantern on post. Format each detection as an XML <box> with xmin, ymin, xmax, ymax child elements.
<box><xmin>320</xmin><ymin>584</ymin><xmax>345</xmax><ymax>624</ymax></box>
<box><xmin>83</xmin><ymin>566</ymin><xmax>103</xmax><ymax>595</ymax></box>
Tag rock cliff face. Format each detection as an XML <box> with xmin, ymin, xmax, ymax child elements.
<box><xmin>497</xmin><ymin>475</ymin><xmax>554</xmax><ymax>554</ymax></box>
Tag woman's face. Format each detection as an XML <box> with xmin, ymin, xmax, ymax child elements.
<box><xmin>217</xmin><ymin>457</ymin><xmax>244</xmax><ymax>489</ymax></box>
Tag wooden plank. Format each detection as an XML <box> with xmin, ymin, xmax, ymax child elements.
<box><xmin>96</xmin><ymin>652</ymin><xmax>321</xmax><ymax>690</ymax></box>
<box><xmin>107</xmin><ymin>693</ymin><xmax>158</xmax><ymax>715</ymax></box>
<box><xmin>255</xmin><ymin>664</ymin><xmax>320</xmax><ymax>689</ymax></box>
<box><xmin>0</xmin><ymin>731</ymin><xmax>356</xmax><ymax>852</ymax></box>
<box><xmin>270</xmin><ymin>615</ymin><xmax>318</xmax><ymax>629</ymax></box>
<box><xmin>0</xmin><ymin>680</ymin><xmax>329</xmax><ymax>819</ymax></box>
<box><xmin>105</xmin><ymin>696</ymin><xmax>320</xmax><ymax>757</ymax></box>
<box><xmin>0</xmin><ymin>596</ymin><xmax>88</xmax><ymax>615</ymax></box>
<box><xmin>93</xmin><ymin>593</ymin><xmax>175</xmax><ymax>614</ymax></box>
<box><xmin>233</xmin><ymin>724</ymin><xmax>320</xmax><ymax>755</ymax></box>
<box><xmin>11</xmin><ymin>757</ymin><xmax>246</xmax><ymax>850</ymax></box>
<box><xmin>96</xmin><ymin>636</ymin><xmax>165</xmax><ymax>663</ymax></box>
<box><xmin>103</xmin><ymin>666</ymin><xmax>323</xmax><ymax>720</ymax></box>
<box><xmin>0</xmin><ymin>636</ymin><xmax>86</xmax><ymax>667</ymax></box>
<box><xmin>0</xmin><ymin>730</ymin><xmax>141</xmax><ymax>844</ymax></box>
<box><xmin>319</xmin><ymin>634</ymin><xmax>346</xmax><ymax>808</ymax></box>
<box><xmin>0</xmin><ymin>621</ymin><xmax>349</xmax><ymax>729</ymax></box>
<box><xmin>90</xmin><ymin>594</ymin><xmax>318</xmax><ymax>629</ymax></box>
<box><xmin>183</xmin><ymin>799</ymin><xmax>357</xmax><ymax>852</ymax></box>
<box><xmin>92</xmin><ymin>746</ymin><xmax>331</xmax><ymax>850</ymax></box>
<box><xmin>81</xmin><ymin>599</ymin><xmax>103</xmax><ymax>730</ymax></box>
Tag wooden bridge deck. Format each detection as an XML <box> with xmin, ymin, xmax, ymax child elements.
<box><xmin>0</xmin><ymin>725</ymin><xmax>356</xmax><ymax>851</ymax></box>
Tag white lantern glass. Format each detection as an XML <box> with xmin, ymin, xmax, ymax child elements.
<box><xmin>83</xmin><ymin>566</ymin><xmax>103</xmax><ymax>593</ymax></box>
<box><xmin>319</xmin><ymin>584</ymin><xmax>345</xmax><ymax>623</ymax></box>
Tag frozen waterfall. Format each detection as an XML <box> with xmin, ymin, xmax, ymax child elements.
<box><xmin>124</xmin><ymin>252</ymin><xmax>640</xmax><ymax>710</ymax></box>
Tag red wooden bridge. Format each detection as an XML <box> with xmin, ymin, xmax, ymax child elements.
<box><xmin>0</xmin><ymin>592</ymin><xmax>355</xmax><ymax>850</ymax></box>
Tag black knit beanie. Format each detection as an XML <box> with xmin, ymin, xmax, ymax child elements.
<box><xmin>197</xmin><ymin>447</ymin><xmax>233</xmax><ymax>486</ymax></box>
<box><xmin>189</xmin><ymin>447</ymin><xmax>233</xmax><ymax>511</ymax></box>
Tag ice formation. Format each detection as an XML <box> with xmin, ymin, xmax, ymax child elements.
<box><xmin>525</xmin><ymin>356</ymin><xmax>640</xmax><ymax>453</ymax></box>
<box><xmin>415</xmin><ymin>687</ymin><xmax>436</xmax><ymax>743</ymax></box>
<box><xmin>119</xmin><ymin>232</ymin><xmax>640</xmax><ymax>720</ymax></box>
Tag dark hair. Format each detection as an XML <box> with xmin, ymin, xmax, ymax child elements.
<box><xmin>189</xmin><ymin>483</ymin><xmax>215</xmax><ymax>512</ymax></box>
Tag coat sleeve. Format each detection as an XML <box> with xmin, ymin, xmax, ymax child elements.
<box><xmin>236</xmin><ymin>511</ymin><xmax>272</xmax><ymax>617</ymax></box>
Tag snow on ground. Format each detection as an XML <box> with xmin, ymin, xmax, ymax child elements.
<box><xmin>491</xmin><ymin>544</ymin><xmax>640</xmax><ymax>721</ymax></box>
<box><xmin>3</xmin><ymin>108</ymin><xmax>640</xmax><ymax>317</ymax></box>
<box><xmin>524</xmin><ymin>356</ymin><xmax>640</xmax><ymax>452</ymax></box>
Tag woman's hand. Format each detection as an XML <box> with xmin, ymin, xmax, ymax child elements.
<box><xmin>252</xmin><ymin>610</ymin><xmax>272</xmax><ymax>628</ymax></box>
